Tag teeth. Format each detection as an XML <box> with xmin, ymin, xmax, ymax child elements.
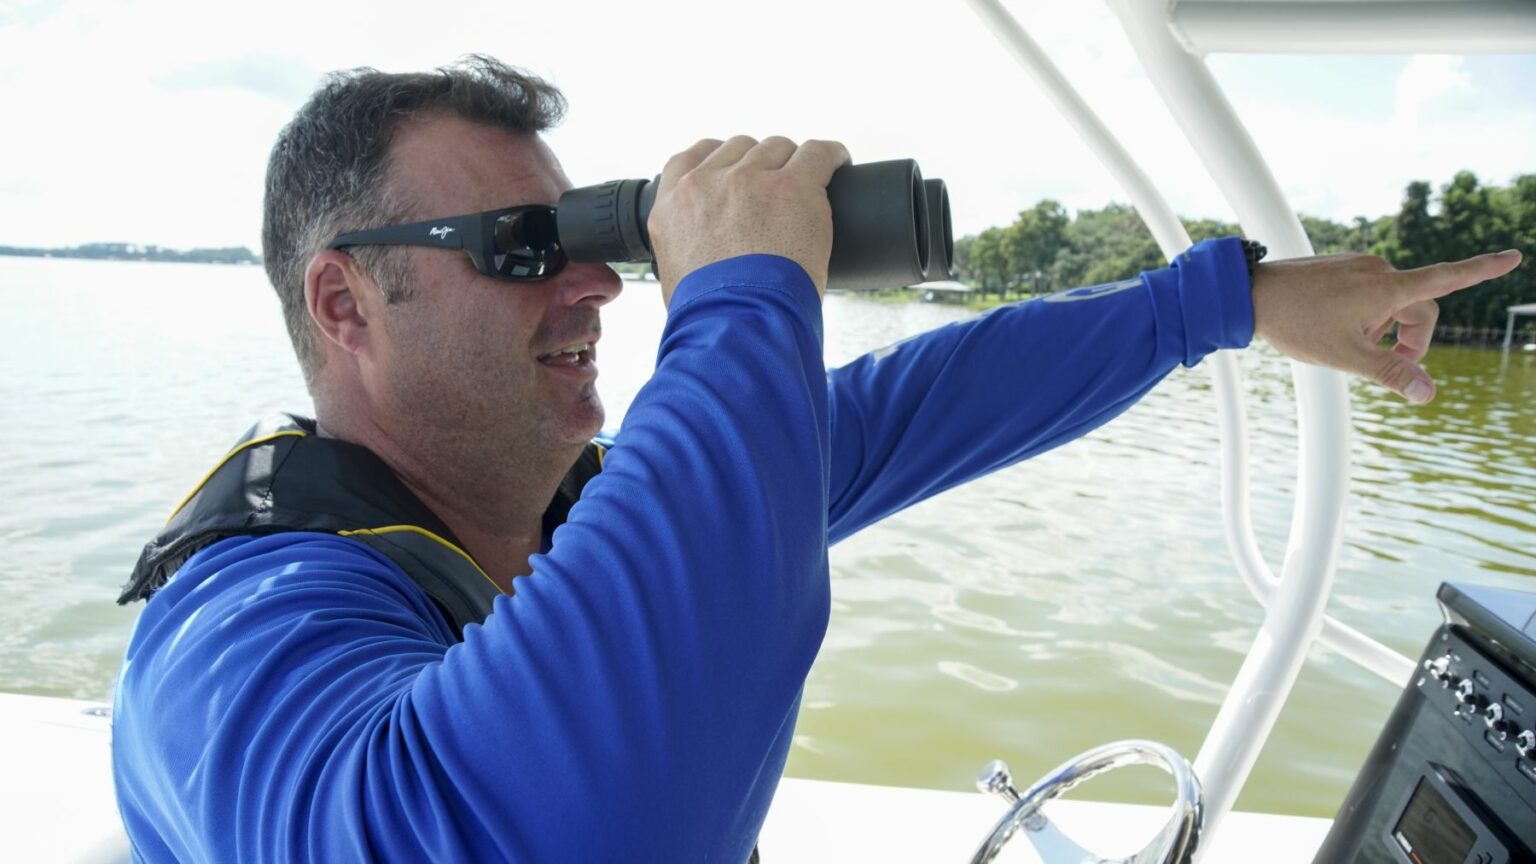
<box><xmin>542</xmin><ymin>343</ymin><xmax>591</xmax><ymax>363</ymax></box>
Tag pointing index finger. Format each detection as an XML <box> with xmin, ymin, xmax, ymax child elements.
<box><xmin>1395</xmin><ymin>249</ymin><xmax>1523</xmax><ymax>303</ymax></box>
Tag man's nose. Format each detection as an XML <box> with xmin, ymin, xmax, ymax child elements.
<box><xmin>554</xmin><ymin>261</ymin><xmax>623</xmax><ymax>307</ymax></box>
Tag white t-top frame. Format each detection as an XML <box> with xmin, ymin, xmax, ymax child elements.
<box><xmin>962</xmin><ymin>0</ymin><xmax>1536</xmax><ymax>856</ymax></box>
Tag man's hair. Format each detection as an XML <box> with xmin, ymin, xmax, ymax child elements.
<box><xmin>261</xmin><ymin>55</ymin><xmax>567</xmax><ymax>388</ymax></box>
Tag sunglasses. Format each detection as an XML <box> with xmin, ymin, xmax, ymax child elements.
<box><xmin>328</xmin><ymin>204</ymin><xmax>567</xmax><ymax>282</ymax></box>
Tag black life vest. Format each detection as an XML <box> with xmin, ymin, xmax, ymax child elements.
<box><xmin>117</xmin><ymin>415</ymin><xmax>763</xmax><ymax>862</ymax></box>
<box><xmin>116</xmin><ymin>413</ymin><xmax>605</xmax><ymax>637</ymax></box>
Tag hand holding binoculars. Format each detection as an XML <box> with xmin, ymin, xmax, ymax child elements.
<box><xmin>555</xmin><ymin>160</ymin><xmax>955</xmax><ymax>291</ymax></box>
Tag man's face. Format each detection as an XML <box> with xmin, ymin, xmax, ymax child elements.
<box><xmin>366</xmin><ymin>113</ymin><xmax>622</xmax><ymax>463</ymax></box>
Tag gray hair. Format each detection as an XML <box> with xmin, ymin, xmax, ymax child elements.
<box><xmin>261</xmin><ymin>55</ymin><xmax>567</xmax><ymax>388</ymax></box>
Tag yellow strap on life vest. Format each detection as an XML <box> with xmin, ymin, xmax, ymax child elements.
<box><xmin>167</xmin><ymin>430</ymin><xmax>309</xmax><ymax>524</ymax></box>
<box><xmin>337</xmin><ymin>524</ymin><xmax>504</xmax><ymax>595</ymax></box>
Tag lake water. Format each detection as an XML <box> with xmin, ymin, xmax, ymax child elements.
<box><xmin>2</xmin><ymin>255</ymin><xmax>1533</xmax><ymax>818</ymax></box>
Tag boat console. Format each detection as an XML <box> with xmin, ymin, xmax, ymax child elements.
<box><xmin>1316</xmin><ymin>583</ymin><xmax>1536</xmax><ymax>863</ymax></box>
<box><xmin>965</xmin><ymin>582</ymin><xmax>1536</xmax><ymax>864</ymax></box>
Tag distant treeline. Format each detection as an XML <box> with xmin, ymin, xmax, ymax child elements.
<box><xmin>953</xmin><ymin>172</ymin><xmax>1535</xmax><ymax>332</ymax></box>
<box><xmin>0</xmin><ymin>242</ymin><xmax>260</xmax><ymax>266</ymax></box>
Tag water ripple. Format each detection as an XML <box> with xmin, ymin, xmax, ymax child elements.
<box><xmin>2</xmin><ymin>268</ymin><xmax>1533</xmax><ymax>819</ymax></box>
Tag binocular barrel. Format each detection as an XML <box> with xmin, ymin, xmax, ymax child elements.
<box><xmin>924</xmin><ymin>178</ymin><xmax>956</xmax><ymax>282</ymax></box>
<box><xmin>556</xmin><ymin>160</ymin><xmax>954</xmax><ymax>291</ymax></box>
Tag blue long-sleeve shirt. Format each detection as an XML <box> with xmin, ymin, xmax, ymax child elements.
<box><xmin>113</xmin><ymin>239</ymin><xmax>1252</xmax><ymax>862</ymax></box>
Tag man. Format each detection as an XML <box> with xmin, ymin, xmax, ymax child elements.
<box><xmin>111</xmin><ymin>57</ymin><xmax>1520</xmax><ymax>861</ymax></box>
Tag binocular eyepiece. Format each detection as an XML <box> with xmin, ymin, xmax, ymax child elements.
<box><xmin>555</xmin><ymin>160</ymin><xmax>955</xmax><ymax>290</ymax></box>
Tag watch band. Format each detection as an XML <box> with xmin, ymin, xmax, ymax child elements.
<box><xmin>1241</xmin><ymin>239</ymin><xmax>1268</xmax><ymax>282</ymax></box>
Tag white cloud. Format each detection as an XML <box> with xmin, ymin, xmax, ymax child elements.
<box><xmin>0</xmin><ymin>0</ymin><xmax>1528</xmax><ymax>252</ymax></box>
<box><xmin>1223</xmin><ymin>53</ymin><xmax>1534</xmax><ymax>232</ymax></box>
<box><xmin>1392</xmin><ymin>55</ymin><xmax>1475</xmax><ymax>127</ymax></box>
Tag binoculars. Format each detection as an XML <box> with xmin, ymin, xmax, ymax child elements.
<box><xmin>555</xmin><ymin>160</ymin><xmax>955</xmax><ymax>291</ymax></box>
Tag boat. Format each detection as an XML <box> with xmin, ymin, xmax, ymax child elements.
<box><xmin>5</xmin><ymin>1</ymin><xmax>1534</xmax><ymax>861</ymax></box>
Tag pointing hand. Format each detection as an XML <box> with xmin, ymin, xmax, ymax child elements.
<box><xmin>1250</xmin><ymin>249</ymin><xmax>1524</xmax><ymax>403</ymax></box>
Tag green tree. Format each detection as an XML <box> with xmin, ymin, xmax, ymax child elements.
<box><xmin>1301</xmin><ymin>216</ymin><xmax>1352</xmax><ymax>253</ymax></box>
<box><xmin>1492</xmin><ymin>174</ymin><xmax>1536</xmax><ymax>337</ymax></box>
<box><xmin>1374</xmin><ymin>180</ymin><xmax>1436</xmax><ymax>268</ymax></box>
<box><xmin>1435</xmin><ymin>172</ymin><xmax>1515</xmax><ymax>329</ymax></box>
<box><xmin>1184</xmin><ymin>216</ymin><xmax>1240</xmax><ymax>246</ymax></box>
<box><xmin>952</xmin><ymin>234</ymin><xmax>975</xmax><ymax>284</ymax></box>
<box><xmin>1051</xmin><ymin>203</ymin><xmax>1161</xmax><ymax>289</ymax></box>
<box><xmin>969</xmin><ymin>227</ymin><xmax>1009</xmax><ymax>299</ymax></box>
<box><xmin>1005</xmin><ymin>199</ymin><xmax>1069</xmax><ymax>295</ymax></box>
<box><xmin>947</xmin><ymin>173</ymin><xmax>1532</xmax><ymax>329</ymax></box>
<box><xmin>1341</xmin><ymin>216</ymin><xmax>1388</xmax><ymax>253</ymax></box>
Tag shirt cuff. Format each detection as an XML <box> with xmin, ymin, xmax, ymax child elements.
<box><xmin>668</xmin><ymin>254</ymin><xmax>822</xmax><ymax>325</ymax></box>
<box><xmin>1170</xmin><ymin>236</ymin><xmax>1255</xmax><ymax>367</ymax></box>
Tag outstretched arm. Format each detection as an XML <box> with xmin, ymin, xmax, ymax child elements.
<box><xmin>824</xmin><ymin>242</ymin><xmax>1523</xmax><ymax>542</ymax></box>
<box><xmin>827</xmin><ymin>237</ymin><xmax>1252</xmax><ymax>541</ymax></box>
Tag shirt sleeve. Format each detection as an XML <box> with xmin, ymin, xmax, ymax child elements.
<box><xmin>826</xmin><ymin>236</ymin><xmax>1253</xmax><ymax>542</ymax></box>
<box><xmin>113</xmin><ymin>254</ymin><xmax>831</xmax><ymax>863</ymax></box>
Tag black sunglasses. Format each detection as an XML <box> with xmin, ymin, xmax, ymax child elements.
<box><xmin>328</xmin><ymin>204</ymin><xmax>567</xmax><ymax>282</ymax></box>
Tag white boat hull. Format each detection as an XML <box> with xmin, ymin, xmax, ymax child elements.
<box><xmin>1</xmin><ymin>693</ymin><xmax>1331</xmax><ymax>863</ymax></box>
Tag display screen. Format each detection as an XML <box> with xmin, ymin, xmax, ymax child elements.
<box><xmin>1392</xmin><ymin>778</ymin><xmax>1476</xmax><ymax>864</ymax></box>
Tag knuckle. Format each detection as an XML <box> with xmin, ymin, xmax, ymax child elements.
<box><xmin>664</xmin><ymin>141</ymin><xmax>716</xmax><ymax>172</ymax></box>
<box><xmin>796</xmin><ymin>139</ymin><xmax>852</xmax><ymax>169</ymax></box>
<box><xmin>758</xmin><ymin>170</ymin><xmax>796</xmax><ymax>195</ymax></box>
<box><xmin>1372</xmin><ymin>354</ymin><xmax>1413</xmax><ymax>390</ymax></box>
<box><xmin>673</xmin><ymin>171</ymin><xmax>705</xmax><ymax>196</ymax></box>
<box><xmin>672</xmin><ymin>140</ymin><xmax>718</xmax><ymax>165</ymax></box>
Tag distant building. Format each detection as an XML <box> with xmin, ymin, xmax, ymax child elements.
<box><xmin>910</xmin><ymin>280</ymin><xmax>972</xmax><ymax>304</ymax></box>
<box><xmin>1504</xmin><ymin>302</ymin><xmax>1536</xmax><ymax>350</ymax></box>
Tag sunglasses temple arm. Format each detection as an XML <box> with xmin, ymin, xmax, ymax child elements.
<box><xmin>332</xmin><ymin>217</ymin><xmax>473</xmax><ymax>251</ymax></box>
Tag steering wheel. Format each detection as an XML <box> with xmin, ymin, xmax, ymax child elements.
<box><xmin>970</xmin><ymin>740</ymin><xmax>1203</xmax><ymax>864</ymax></box>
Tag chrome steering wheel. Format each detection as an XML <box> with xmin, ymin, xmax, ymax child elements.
<box><xmin>970</xmin><ymin>740</ymin><xmax>1202</xmax><ymax>864</ymax></box>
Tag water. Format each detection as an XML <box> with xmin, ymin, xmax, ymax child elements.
<box><xmin>2</xmin><ymin>256</ymin><xmax>1533</xmax><ymax>818</ymax></box>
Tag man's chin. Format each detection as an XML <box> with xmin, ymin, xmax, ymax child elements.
<box><xmin>560</xmin><ymin>397</ymin><xmax>606</xmax><ymax>446</ymax></box>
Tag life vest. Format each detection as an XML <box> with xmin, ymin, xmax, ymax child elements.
<box><xmin>118</xmin><ymin>416</ymin><xmax>762</xmax><ymax>862</ymax></box>
<box><xmin>116</xmin><ymin>413</ymin><xmax>605</xmax><ymax>637</ymax></box>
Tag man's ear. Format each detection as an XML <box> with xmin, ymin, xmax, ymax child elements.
<box><xmin>304</xmin><ymin>249</ymin><xmax>374</xmax><ymax>357</ymax></box>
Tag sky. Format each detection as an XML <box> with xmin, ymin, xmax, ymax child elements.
<box><xmin>0</xmin><ymin>0</ymin><xmax>1531</xmax><ymax>252</ymax></box>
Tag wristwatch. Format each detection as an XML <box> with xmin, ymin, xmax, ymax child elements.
<box><xmin>1241</xmin><ymin>239</ymin><xmax>1268</xmax><ymax>282</ymax></box>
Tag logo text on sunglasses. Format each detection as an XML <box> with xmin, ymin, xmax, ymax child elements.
<box><xmin>428</xmin><ymin>226</ymin><xmax>456</xmax><ymax>239</ymax></box>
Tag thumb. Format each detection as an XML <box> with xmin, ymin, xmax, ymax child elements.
<box><xmin>1355</xmin><ymin>342</ymin><xmax>1436</xmax><ymax>404</ymax></box>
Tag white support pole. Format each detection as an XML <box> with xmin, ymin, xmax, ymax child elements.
<box><xmin>959</xmin><ymin>0</ymin><xmax>1191</xmax><ymax>256</ymax></box>
<box><xmin>959</xmin><ymin>1</ymin><xmax>1419</xmax><ymax>851</ymax></box>
<box><xmin>1506</xmin><ymin>311</ymin><xmax>1517</xmax><ymax>351</ymax></box>
<box><xmin>1105</xmin><ymin>1</ymin><xmax>1354</xmax><ymax>851</ymax></box>
<box><xmin>1170</xmin><ymin>1</ymin><xmax>1536</xmax><ymax>54</ymax></box>
<box><xmin>962</xmin><ymin>0</ymin><xmax>1413</xmax><ymax>698</ymax></box>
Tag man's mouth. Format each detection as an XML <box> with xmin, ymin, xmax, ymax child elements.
<box><xmin>537</xmin><ymin>341</ymin><xmax>595</xmax><ymax>367</ymax></box>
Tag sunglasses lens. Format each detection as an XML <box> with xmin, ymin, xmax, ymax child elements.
<box><xmin>493</xmin><ymin>208</ymin><xmax>566</xmax><ymax>280</ymax></box>
<box><xmin>495</xmin><ymin>208</ymin><xmax>558</xmax><ymax>255</ymax></box>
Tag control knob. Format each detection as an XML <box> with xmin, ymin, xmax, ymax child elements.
<box><xmin>1423</xmin><ymin>654</ymin><xmax>1453</xmax><ymax>685</ymax></box>
<box><xmin>1483</xmin><ymin>703</ymin><xmax>1510</xmax><ymax>740</ymax></box>
<box><xmin>1455</xmin><ymin>680</ymin><xmax>1487</xmax><ymax>714</ymax></box>
<box><xmin>1519</xmin><ymin>729</ymin><xmax>1536</xmax><ymax>761</ymax></box>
